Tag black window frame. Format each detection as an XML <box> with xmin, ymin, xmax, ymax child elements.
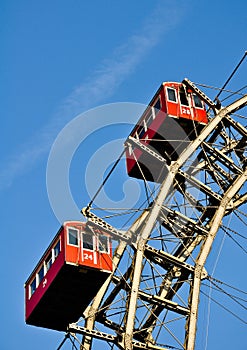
<box><xmin>193</xmin><ymin>94</ymin><xmax>204</xmax><ymax>109</ymax></box>
<box><xmin>153</xmin><ymin>97</ymin><xmax>161</xmax><ymax>114</ymax></box>
<box><xmin>45</xmin><ymin>252</ymin><xmax>53</xmax><ymax>272</ymax></box>
<box><xmin>37</xmin><ymin>265</ymin><xmax>45</xmax><ymax>285</ymax></box>
<box><xmin>29</xmin><ymin>278</ymin><xmax>36</xmax><ymax>298</ymax></box>
<box><xmin>166</xmin><ymin>87</ymin><xmax>177</xmax><ymax>102</ymax></box>
<box><xmin>68</xmin><ymin>227</ymin><xmax>79</xmax><ymax>246</ymax></box>
<box><xmin>54</xmin><ymin>239</ymin><xmax>61</xmax><ymax>258</ymax></box>
<box><xmin>179</xmin><ymin>89</ymin><xmax>189</xmax><ymax>106</ymax></box>
<box><xmin>83</xmin><ymin>232</ymin><xmax>94</xmax><ymax>251</ymax></box>
<box><xmin>98</xmin><ymin>235</ymin><xmax>109</xmax><ymax>253</ymax></box>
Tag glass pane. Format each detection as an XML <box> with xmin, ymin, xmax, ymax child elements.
<box><xmin>45</xmin><ymin>252</ymin><xmax>52</xmax><ymax>271</ymax></box>
<box><xmin>68</xmin><ymin>228</ymin><xmax>79</xmax><ymax>246</ymax></box>
<box><xmin>154</xmin><ymin>97</ymin><xmax>161</xmax><ymax>113</ymax></box>
<box><xmin>98</xmin><ymin>235</ymin><xmax>109</xmax><ymax>253</ymax></box>
<box><xmin>54</xmin><ymin>240</ymin><xmax>61</xmax><ymax>258</ymax></box>
<box><xmin>193</xmin><ymin>94</ymin><xmax>203</xmax><ymax>108</ymax></box>
<box><xmin>138</xmin><ymin>126</ymin><xmax>145</xmax><ymax>138</ymax></box>
<box><xmin>83</xmin><ymin>233</ymin><xmax>94</xmax><ymax>250</ymax></box>
<box><xmin>146</xmin><ymin>110</ymin><xmax>153</xmax><ymax>125</ymax></box>
<box><xmin>167</xmin><ymin>88</ymin><xmax>177</xmax><ymax>102</ymax></box>
<box><xmin>37</xmin><ymin>265</ymin><xmax>44</xmax><ymax>284</ymax></box>
<box><xmin>179</xmin><ymin>90</ymin><xmax>189</xmax><ymax>106</ymax></box>
<box><xmin>30</xmin><ymin>279</ymin><xmax>36</xmax><ymax>297</ymax></box>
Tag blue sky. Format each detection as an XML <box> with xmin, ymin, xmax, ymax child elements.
<box><xmin>1</xmin><ymin>1</ymin><xmax>247</xmax><ymax>349</ymax></box>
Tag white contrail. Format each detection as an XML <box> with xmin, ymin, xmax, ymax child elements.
<box><xmin>0</xmin><ymin>0</ymin><xmax>185</xmax><ymax>190</ymax></box>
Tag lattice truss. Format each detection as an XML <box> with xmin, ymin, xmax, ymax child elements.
<box><xmin>66</xmin><ymin>82</ymin><xmax>247</xmax><ymax>350</ymax></box>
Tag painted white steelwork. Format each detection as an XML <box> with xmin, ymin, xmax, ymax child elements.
<box><xmin>66</xmin><ymin>81</ymin><xmax>247</xmax><ymax>350</ymax></box>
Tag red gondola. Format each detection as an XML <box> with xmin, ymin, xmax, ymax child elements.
<box><xmin>125</xmin><ymin>81</ymin><xmax>208</xmax><ymax>182</ymax></box>
<box><xmin>25</xmin><ymin>221</ymin><xmax>112</xmax><ymax>331</ymax></box>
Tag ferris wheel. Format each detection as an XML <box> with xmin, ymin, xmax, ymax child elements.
<box><xmin>25</xmin><ymin>56</ymin><xmax>247</xmax><ymax>350</ymax></box>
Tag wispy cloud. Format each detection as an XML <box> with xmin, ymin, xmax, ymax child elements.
<box><xmin>62</xmin><ymin>1</ymin><xmax>182</xmax><ymax>115</ymax></box>
<box><xmin>0</xmin><ymin>0</ymin><xmax>185</xmax><ymax>191</ymax></box>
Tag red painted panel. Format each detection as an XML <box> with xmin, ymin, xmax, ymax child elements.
<box><xmin>159</xmin><ymin>87</ymin><xmax>167</xmax><ymax>113</ymax></box>
<box><xmin>64</xmin><ymin>221</ymin><xmax>85</xmax><ymax>265</ymax></box>
<box><xmin>125</xmin><ymin>81</ymin><xmax>209</xmax><ymax>181</ymax></box>
<box><xmin>26</xmin><ymin>263</ymin><xmax>111</xmax><ymax>331</ymax></box>
<box><xmin>82</xmin><ymin>249</ymin><xmax>97</xmax><ymax>268</ymax></box>
<box><xmin>63</xmin><ymin>222</ymin><xmax>112</xmax><ymax>272</ymax></box>
<box><xmin>99</xmin><ymin>252</ymin><xmax>113</xmax><ymax>271</ymax></box>
<box><xmin>126</xmin><ymin>109</ymin><xmax>167</xmax><ymax>175</ymax></box>
<box><xmin>192</xmin><ymin>107</ymin><xmax>208</xmax><ymax>124</ymax></box>
<box><xmin>25</xmin><ymin>221</ymin><xmax>113</xmax><ymax>330</ymax></box>
<box><xmin>66</xmin><ymin>244</ymin><xmax>81</xmax><ymax>264</ymax></box>
<box><xmin>25</xmin><ymin>241</ymin><xmax>65</xmax><ymax>321</ymax></box>
<box><xmin>166</xmin><ymin>100</ymin><xmax>180</xmax><ymax>117</ymax></box>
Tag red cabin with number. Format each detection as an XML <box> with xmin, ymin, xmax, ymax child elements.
<box><xmin>125</xmin><ymin>81</ymin><xmax>208</xmax><ymax>182</ymax></box>
<box><xmin>25</xmin><ymin>221</ymin><xmax>112</xmax><ymax>331</ymax></box>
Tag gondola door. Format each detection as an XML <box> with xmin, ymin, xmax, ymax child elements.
<box><xmin>179</xmin><ymin>85</ymin><xmax>192</xmax><ymax>119</ymax></box>
<box><xmin>81</xmin><ymin>230</ymin><xmax>98</xmax><ymax>268</ymax></box>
